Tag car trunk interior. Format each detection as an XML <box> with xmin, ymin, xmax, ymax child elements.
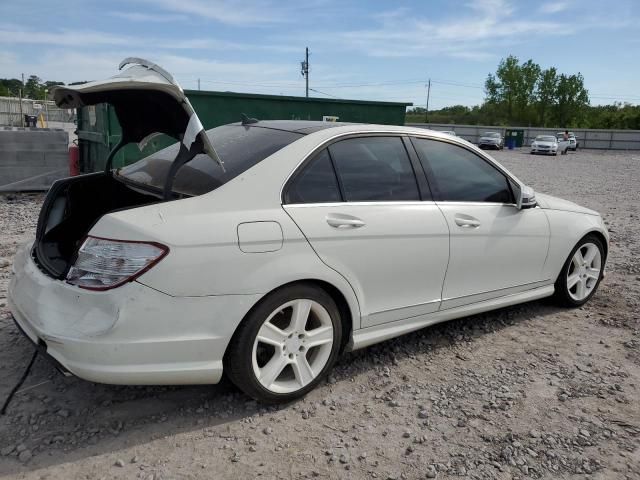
<box><xmin>33</xmin><ymin>173</ymin><xmax>160</xmax><ymax>279</ymax></box>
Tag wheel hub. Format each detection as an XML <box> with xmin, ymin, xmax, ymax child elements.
<box><xmin>284</xmin><ymin>333</ymin><xmax>304</xmax><ymax>353</ymax></box>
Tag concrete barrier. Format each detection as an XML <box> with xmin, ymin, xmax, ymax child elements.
<box><xmin>0</xmin><ymin>127</ymin><xmax>69</xmax><ymax>191</ymax></box>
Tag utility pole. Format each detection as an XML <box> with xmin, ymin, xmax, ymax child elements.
<box><xmin>18</xmin><ymin>88</ymin><xmax>24</xmax><ymax>127</ymax></box>
<box><xmin>197</xmin><ymin>78</ymin><xmax>200</xmax><ymax>91</ymax></box>
<box><xmin>425</xmin><ymin>78</ymin><xmax>431</xmax><ymax>124</ymax></box>
<box><xmin>301</xmin><ymin>47</ymin><xmax>309</xmax><ymax>98</ymax></box>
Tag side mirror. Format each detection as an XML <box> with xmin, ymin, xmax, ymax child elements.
<box><xmin>518</xmin><ymin>185</ymin><xmax>537</xmax><ymax>209</ymax></box>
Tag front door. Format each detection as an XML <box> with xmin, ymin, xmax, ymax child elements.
<box><xmin>411</xmin><ymin>137</ymin><xmax>550</xmax><ymax>309</ymax></box>
<box><xmin>283</xmin><ymin>136</ymin><xmax>450</xmax><ymax>327</ymax></box>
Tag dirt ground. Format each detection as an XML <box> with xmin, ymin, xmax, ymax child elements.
<box><xmin>0</xmin><ymin>149</ymin><xmax>639</xmax><ymax>480</ymax></box>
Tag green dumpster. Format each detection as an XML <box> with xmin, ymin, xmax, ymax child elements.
<box><xmin>76</xmin><ymin>91</ymin><xmax>413</xmax><ymax>172</ymax></box>
<box><xmin>504</xmin><ymin>128</ymin><xmax>525</xmax><ymax>148</ymax></box>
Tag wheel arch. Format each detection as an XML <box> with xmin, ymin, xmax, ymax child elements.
<box><xmin>582</xmin><ymin>229</ymin><xmax>608</xmax><ymax>263</ymax></box>
<box><xmin>223</xmin><ymin>279</ymin><xmax>358</xmax><ymax>362</ymax></box>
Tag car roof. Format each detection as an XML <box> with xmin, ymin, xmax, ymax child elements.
<box><xmin>227</xmin><ymin>120</ymin><xmax>355</xmax><ymax>135</ymax></box>
<box><xmin>220</xmin><ymin>120</ymin><xmax>482</xmax><ymax>151</ymax></box>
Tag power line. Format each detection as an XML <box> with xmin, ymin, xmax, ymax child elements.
<box><xmin>309</xmin><ymin>88</ymin><xmax>339</xmax><ymax>98</ymax></box>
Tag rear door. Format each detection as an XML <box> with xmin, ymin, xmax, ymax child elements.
<box><xmin>283</xmin><ymin>135</ymin><xmax>450</xmax><ymax>328</ymax></box>
<box><xmin>411</xmin><ymin>137</ymin><xmax>550</xmax><ymax>309</ymax></box>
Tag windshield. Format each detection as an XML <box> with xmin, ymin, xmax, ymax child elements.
<box><xmin>484</xmin><ymin>132</ymin><xmax>500</xmax><ymax>138</ymax></box>
<box><xmin>117</xmin><ymin>124</ymin><xmax>304</xmax><ymax>196</ymax></box>
<box><xmin>536</xmin><ymin>136</ymin><xmax>556</xmax><ymax>142</ymax></box>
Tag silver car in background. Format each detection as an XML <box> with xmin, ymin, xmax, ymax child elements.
<box><xmin>478</xmin><ymin>132</ymin><xmax>504</xmax><ymax>150</ymax></box>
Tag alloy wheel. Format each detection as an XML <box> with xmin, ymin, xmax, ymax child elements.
<box><xmin>251</xmin><ymin>299</ymin><xmax>334</xmax><ymax>394</ymax></box>
<box><xmin>566</xmin><ymin>242</ymin><xmax>602</xmax><ymax>301</ymax></box>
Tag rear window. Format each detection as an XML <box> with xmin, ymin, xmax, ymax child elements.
<box><xmin>117</xmin><ymin>125</ymin><xmax>303</xmax><ymax>196</ymax></box>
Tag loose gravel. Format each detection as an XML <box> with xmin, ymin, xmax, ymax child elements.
<box><xmin>0</xmin><ymin>149</ymin><xmax>639</xmax><ymax>479</ymax></box>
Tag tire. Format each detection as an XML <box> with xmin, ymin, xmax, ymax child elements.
<box><xmin>224</xmin><ymin>283</ymin><xmax>343</xmax><ymax>403</ymax></box>
<box><xmin>553</xmin><ymin>234</ymin><xmax>605</xmax><ymax>307</ymax></box>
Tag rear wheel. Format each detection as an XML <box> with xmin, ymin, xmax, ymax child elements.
<box><xmin>554</xmin><ymin>235</ymin><xmax>604</xmax><ymax>307</ymax></box>
<box><xmin>224</xmin><ymin>284</ymin><xmax>342</xmax><ymax>403</ymax></box>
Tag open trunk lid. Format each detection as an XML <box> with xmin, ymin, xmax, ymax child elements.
<box><xmin>34</xmin><ymin>58</ymin><xmax>223</xmax><ymax>280</ymax></box>
<box><xmin>52</xmin><ymin>57</ymin><xmax>222</xmax><ymax>172</ymax></box>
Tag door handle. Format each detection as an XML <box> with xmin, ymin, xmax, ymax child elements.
<box><xmin>454</xmin><ymin>215</ymin><xmax>481</xmax><ymax>228</ymax></box>
<box><xmin>326</xmin><ymin>214</ymin><xmax>365</xmax><ymax>228</ymax></box>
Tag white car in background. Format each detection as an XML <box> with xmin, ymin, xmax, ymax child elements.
<box><xmin>8</xmin><ymin>59</ymin><xmax>609</xmax><ymax>403</ymax></box>
<box><xmin>440</xmin><ymin>130</ymin><xmax>457</xmax><ymax>136</ymax></box>
<box><xmin>531</xmin><ymin>135</ymin><xmax>569</xmax><ymax>155</ymax></box>
<box><xmin>478</xmin><ymin>132</ymin><xmax>504</xmax><ymax>150</ymax></box>
<box><xmin>557</xmin><ymin>132</ymin><xmax>579</xmax><ymax>151</ymax></box>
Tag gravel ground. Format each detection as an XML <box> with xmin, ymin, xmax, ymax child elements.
<box><xmin>0</xmin><ymin>149</ymin><xmax>639</xmax><ymax>480</ymax></box>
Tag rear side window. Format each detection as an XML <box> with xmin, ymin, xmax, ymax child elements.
<box><xmin>412</xmin><ymin>138</ymin><xmax>514</xmax><ymax>203</ymax></box>
<box><xmin>328</xmin><ymin>137</ymin><xmax>420</xmax><ymax>202</ymax></box>
<box><xmin>118</xmin><ymin>125</ymin><xmax>303</xmax><ymax>196</ymax></box>
<box><xmin>285</xmin><ymin>149</ymin><xmax>341</xmax><ymax>204</ymax></box>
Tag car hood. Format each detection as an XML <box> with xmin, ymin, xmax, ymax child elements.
<box><xmin>51</xmin><ymin>57</ymin><xmax>222</xmax><ymax>169</ymax></box>
<box><xmin>532</xmin><ymin>141</ymin><xmax>557</xmax><ymax>146</ymax></box>
<box><xmin>535</xmin><ymin>193</ymin><xmax>599</xmax><ymax>216</ymax></box>
<box><xmin>480</xmin><ymin>137</ymin><xmax>499</xmax><ymax>142</ymax></box>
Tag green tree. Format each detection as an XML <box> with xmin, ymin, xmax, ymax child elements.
<box><xmin>0</xmin><ymin>78</ymin><xmax>23</xmax><ymax>97</ymax></box>
<box><xmin>535</xmin><ymin>68</ymin><xmax>558</xmax><ymax>126</ymax></box>
<box><xmin>484</xmin><ymin>55</ymin><xmax>523</xmax><ymax>123</ymax></box>
<box><xmin>24</xmin><ymin>75</ymin><xmax>45</xmax><ymax>99</ymax></box>
<box><xmin>554</xmin><ymin>73</ymin><xmax>589</xmax><ymax>127</ymax></box>
<box><xmin>514</xmin><ymin>59</ymin><xmax>541</xmax><ymax>124</ymax></box>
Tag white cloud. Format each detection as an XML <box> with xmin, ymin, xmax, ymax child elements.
<box><xmin>109</xmin><ymin>11</ymin><xmax>189</xmax><ymax>22</ymax></box>
<box><xmin>0</xmin><ymin>25</ymin><xmax>298</xmax><ymax>53</ymax></box>
<box><xmin>539</xmin><ymin>1</ymin><xmax>571</xmax><ymax>14</ymax></box>
<box><xmin>300</xmin><ymin>1</ymin><xmax>576</xmax><ymax>60</ymax></box>
<box><xmin>140</xmin><ymin>0</ymin><xmax>293</xmax><ymax>26</ymax></box>
<box><xmin>0</xmin><ymin>50</ymin><xmax>296</xmax><ymax>90</ymax></box>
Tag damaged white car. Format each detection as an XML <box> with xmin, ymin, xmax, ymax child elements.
<box><xmin>8</xmin><ymin>59</ymin><xmax>608</xmax><ymax>403</ymax></box>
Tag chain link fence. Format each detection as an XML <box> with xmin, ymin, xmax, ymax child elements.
<box><xmin>0</xmin><ymin>96</ymin><xmax>76</xmax><ymax>126</ymax></box>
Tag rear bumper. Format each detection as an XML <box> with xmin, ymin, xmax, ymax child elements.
<box><xmin>8</xmin><ymin>242</ymin><xmax>262</xmax><ymax>385</ymax></box>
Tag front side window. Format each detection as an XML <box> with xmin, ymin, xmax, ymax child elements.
<box><xmin>285</xmin><ymin>149</ymin><xmax>341</xmax><ymax>204</ymax></box>
<box><xmin>328</xmin><ymin>137</ymin><xmax>420</xmax><ymax>202</ymax></box>
<box><xmin>412</xmin><ymin>138</ymin><xmax>514</xmax><ymax>203</ymax></box>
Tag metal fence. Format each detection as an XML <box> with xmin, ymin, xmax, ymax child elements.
<box><xmin>0</xmin><ymin>96</ymin><xmax>76</xmax><ymax>127</ymax></box>
<box><xmin>407</xmin><ymin>123</ymin><xmax>640</xmax><ymax>150</ymax></box>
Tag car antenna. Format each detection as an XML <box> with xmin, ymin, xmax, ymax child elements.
<box><xmin>241</xmin><ymin>113</ymin><xmax>259</xmax><ymax>125</ymax></box>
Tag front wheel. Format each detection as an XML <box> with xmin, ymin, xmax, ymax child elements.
<box><xmin>553</xmin><ymin>235</ymin><xmax>604</xmax><ymax>307</ymax></box>
<box><xmin>224</xmin><ymin>284</ymin><xmax>342</xmax><ymax>403</ymax></box>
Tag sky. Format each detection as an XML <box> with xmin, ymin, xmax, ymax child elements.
<box><xmin>1</xmin><ymin>0</ymin><xmax>639</xmax><ymax>109</ymax></box>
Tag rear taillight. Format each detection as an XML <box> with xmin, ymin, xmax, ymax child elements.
<box><xmin>66</xmin><ymin>236</ymin><xmax>168</xmax><ymax>290</ymax></box>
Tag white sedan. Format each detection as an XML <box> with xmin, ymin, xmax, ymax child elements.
<box><xmin>8</xmin><ymin>60</ymin><xmax>608</xmax><ymax>403</ymax></box>
<box><xmin>531</xmin><ymin>135</ymin><xmax>568</xmax><ymax>155</ymax></box>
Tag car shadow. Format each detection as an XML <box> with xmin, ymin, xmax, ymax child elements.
<box><xmin>0</xmin><ymin>298</ymin><xmax>565</xmax><ymax>474</ymax></box>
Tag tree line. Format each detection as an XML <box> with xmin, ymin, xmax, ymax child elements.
<box><xmin>0</xmin><ymin>76</ymin><xmax>86</xmax><ymax>100</ymax></box>
<box><xmin>406</xmin><ymin>55</ymin><xmax>640</xmax><ymax>130</ymax></box>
